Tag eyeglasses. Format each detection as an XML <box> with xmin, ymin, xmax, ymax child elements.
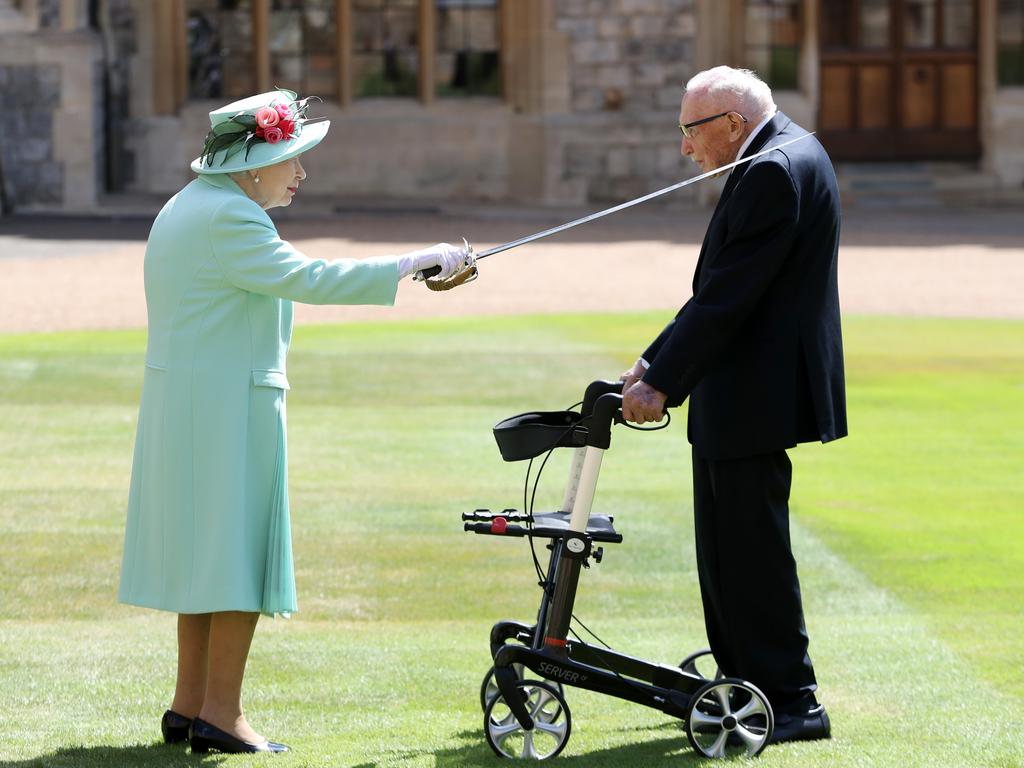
<box><xmin>678</xmin><ymin>111</ymin><xmax>747</xmax><ymax>139</ymax></box>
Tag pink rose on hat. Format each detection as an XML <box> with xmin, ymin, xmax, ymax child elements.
<box><xmin>263</xmin><ymin>126</ymin><xmax>285</xmax><ymax>144</ymax></box>
<box><xmin>256</xmin><ymin>106</ymin><xmax>280</xmax><ymax>129</ymax></box>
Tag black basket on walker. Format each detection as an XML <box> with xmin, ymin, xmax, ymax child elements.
<box><xmin>492</xmin><ymin>411</ymin><xmax>588</xmax><ymax>461</ymax></box>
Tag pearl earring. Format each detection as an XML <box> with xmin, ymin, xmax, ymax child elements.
<box><xmin>254</xmin><ymin>175</ymin><xmax>260</xmax><ymax>183</ymax></box>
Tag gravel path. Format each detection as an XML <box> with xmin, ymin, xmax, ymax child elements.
<box><xmin>1</xmin><ymin>204</ymin><xmax>1021</xmax><ymax>333</ymax></box>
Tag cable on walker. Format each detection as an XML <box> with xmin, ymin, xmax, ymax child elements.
<box><xmin>463</xmin><ymin>380</ymin><xmax>774</xmax><ymax>760</ymax></box>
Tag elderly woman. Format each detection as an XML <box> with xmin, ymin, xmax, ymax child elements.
<box><xmin>118</xmin><ymin>90</ymin><xmax>472</xmax><ymax>754</ymax></box>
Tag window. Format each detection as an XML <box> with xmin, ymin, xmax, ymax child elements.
<box><xmin>942</xmin><ymin>0</ymin><xmax>974</xmax><ymax>48</ymax></box>
<box><xmin>270</xmin><ymin>0</ymin><xmax>338</xmax><ymax>96</ymax></box>
<box><xmin>822</xmin><ymin>0</ymin><xmax>890</xmax><ymax>49</ymax></box>
<box><xmin>902</xmin><ymin>0</ymin><xmax>975</xmax><ymax>48</ymax></box>
<box><xmin>182</xmin><ymin>0</ymin><xmax>502</xmax><ymax>104</ymax></box>
<box><xmin>353</xmin><ymin>0</ymin><xmax>419</xmax><ymax>97</ymax></box>
<box><xmin>821</xmin><ymin>0</ymin><xmax>975</xmax><ymax>52</ymax></box>
<box><xmin>186</xmin><ymin>0</ymin><xmax>255</xmax><ymax>99</ymax></box>
<box><xmin>999</xmin><ymin>0</ymin><xmax>1024</xmax><ymax>85</ymax></box>
<box><xmin>435</xmin><ymin>0</ymin><xmax>501</xmax><ymax>97</ymax></box>
<box><xmin>903</xmin><ymin>0</ymin><xmax>937</xmax><ymax>47</ymax></box>
<box><xmin>745</xmin><ymin>0</ymin><xmax>800</xmax><ymax>90</ymax></box>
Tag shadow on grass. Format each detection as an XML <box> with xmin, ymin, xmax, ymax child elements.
<box><xmin>351</xmin><ymin>725</ymin><xmax>744</xmax><ymax>768</ymax></box>
<box><xmin>0</xmin><ymin>743</ymin><xmax>228</xmax><ymax>768</ymax></box>
<box><xmin>0</xmin><ymin>726</ymin><xmax>758</xmax><ymax>767</ymax></box>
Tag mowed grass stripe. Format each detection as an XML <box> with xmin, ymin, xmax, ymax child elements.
<box><xmin>0</xmin><ymin>314</ymin><xmax>1021</xmax><ymax>767</ymax></box>
<box><xmin>0</xmin><ymin>525</ymin><xmax>1020</xmax><ymax>768</ymax></box>
<box><xmin>790</xmin><ymin>315</ymin><xmax>1024</xmax><ymax>701</ymax></box>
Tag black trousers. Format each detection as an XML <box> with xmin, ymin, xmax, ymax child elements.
<box><xmin>691</xmin><ymin>447</ymin><xmax>818</xmax><ymax>713</ymax></box>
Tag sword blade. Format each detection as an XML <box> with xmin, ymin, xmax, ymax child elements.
<box><xmin>475</xmin><ymin>132</ymin><xmax>814</xmax><ymax>260</ymax></box>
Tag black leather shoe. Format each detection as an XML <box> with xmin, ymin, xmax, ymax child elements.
<box><xmin>161</xmin><ymin>710</ymin><xmax>193</xmax><ymax>744</ymax></box>
<box><xmin>189</xmin><ymin>717</ymin><xmax>290</xmax><ymax>754</ymax></box>
<box><xmin>769</xmin><ymin>704</ymin><xmax>831</xmax><ymax>744</ymax></box>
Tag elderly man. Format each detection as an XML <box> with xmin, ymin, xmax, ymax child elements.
<box><xmin>620</xmin><ymin>66</ymin><xmax>845</xmax><ymax>744</ymax></box>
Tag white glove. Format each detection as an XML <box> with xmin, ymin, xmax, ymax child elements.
<box><xmin>397</xmin><ymin>242</ymin><xmax>474</xmax><ymax>280</ymax></box>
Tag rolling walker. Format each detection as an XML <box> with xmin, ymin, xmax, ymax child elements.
<box><xmin>463</xmin><ymin>380</ymin><xmax>775</xmax><ymax>760</ymax></box>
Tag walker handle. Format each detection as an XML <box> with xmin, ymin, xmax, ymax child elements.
<box><xmin>581</xmin><ymin>380</ymin><xmax>624</xmax><ymax>418</ymax></box>
<box><xmin>586</xmin><ymin>393</ymin><xmax>623</xmax><ymax>450</ymax></box>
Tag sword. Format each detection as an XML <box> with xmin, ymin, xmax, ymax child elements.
<box><xmin>419</xmin><ymin>131</ymin><xmax>815</xmax><ymax>287</ymax></box>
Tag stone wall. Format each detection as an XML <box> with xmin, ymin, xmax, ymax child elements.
<box><xmin>553</xmin><ymin>0</ymin><xmax>698</xmax><ymax>202</ymax></box>
<box><xmin>0</xmin><ymin>63</ymin><xmax>63</xmax><ymax>206</ymax></box>
<box><xmin>0</xmin><ymin>1</ymin><xmax>1020</xmax><ymax>213</ymax></box>
<box><xmin>0</xmin><ymin>1</ymin><xmax>104</xmax><ymax>212</ymax></box>
<box><xmin>557</xmin><ymin>0</ymin><xmax>695</xmax><ymax>113</ymax></box>
<box><xmin>117</xmin><ymin>0</ymin><xmax>702</xmax><ymax>206</ymax></box>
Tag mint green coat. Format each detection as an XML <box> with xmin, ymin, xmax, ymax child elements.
<box><xmin>118</xmin><ymin>174</ymin><xmax>399</xmax><ymax>616</ymax></box>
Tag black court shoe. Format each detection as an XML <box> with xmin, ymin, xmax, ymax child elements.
<box><xmin>161</xmin><ymin>710</ymin><xmax>193</xmax><ymax>744</ymax></box>
<box><xmin>189</xmin><ymin>717</ymin><xmax>290</xmax><ymax>754</ymax></box>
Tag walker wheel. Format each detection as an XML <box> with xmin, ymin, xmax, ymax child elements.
<box><xmin>684</xmin><ymin>678</ymin><xmax>773</xmax><ymax>758</ymax></box>
<box><xmin>480</xmin><ymin>664</ymin><xmax>564</xmax><ymax>712</ymax></box>
<box><xmin>679</xmin><ymin>648</ymin><xmax>723</xmax><ymax>681</ymax></box>
<box><xmin>484</xmin><ymin>679</ymin><xmax>571</xmax><ymax>760</ymax></box>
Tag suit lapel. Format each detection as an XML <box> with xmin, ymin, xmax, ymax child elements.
<box><xmin>691</xmin><ymin>113</ymin><xmax>791</xmax><ymax>292</ymax></box>
<box><xmin>722</xmin><ymin>112</ymin><xmax>790</xmax><ymax>192</ymax></box>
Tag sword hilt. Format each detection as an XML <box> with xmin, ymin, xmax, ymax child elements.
<box><xmin>415</xmin><ymin>237</ymin><xmax>474</xmax><ymax>280</ymax></box>
<box><xmin>417</xmin><ymin>238</ymin><xmax>477</xmax><ymax>291</ymax></box>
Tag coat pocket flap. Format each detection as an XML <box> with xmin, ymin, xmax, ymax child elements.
<box><xmin>252</xmin><ymin>369</ymin><xmax>290</xmax><ymax>390</ymax></box>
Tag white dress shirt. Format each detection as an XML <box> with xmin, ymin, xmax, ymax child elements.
<box><xmin>733</xmin><ymin>111</ymin><xmax>777</xmax><ymax>169</ymax></box>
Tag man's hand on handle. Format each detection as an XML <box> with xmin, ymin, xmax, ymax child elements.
<box><xmin>620</xmin><ymin>359</ymin><xmax>646</xmax><ymax>393</ymax></box>
<box><xmin>622</xmin><ymin>379</ymin><xmax>668</xmax><ymax>425</ymax></box>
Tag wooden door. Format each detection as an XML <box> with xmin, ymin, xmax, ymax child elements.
<box><xmin>818</xmin><ymin>0</ymin><xmax>980</xmax><ymax>160</ymax></box>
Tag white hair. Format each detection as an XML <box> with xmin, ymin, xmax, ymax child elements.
<box><xmin>684</xmin><ymin>66</ymin><xmax>776</xmax><ymax>122</ymax></box>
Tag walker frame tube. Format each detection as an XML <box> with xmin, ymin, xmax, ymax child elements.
<box><xmin>558</xmin><ymin>447</ymin><xmax>587</xmax><ymax>514</ymax></box>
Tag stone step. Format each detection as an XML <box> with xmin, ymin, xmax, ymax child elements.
<box><xmin>836</xmin><ymin>162</ymin><xmax>1021</xmax><ymax>208</ymax></box>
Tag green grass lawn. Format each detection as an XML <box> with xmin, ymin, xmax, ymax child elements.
<box><xmin>0</xmin><ymin>313</ymin><xmax>1021</xmax><ymax>767</ymax></box>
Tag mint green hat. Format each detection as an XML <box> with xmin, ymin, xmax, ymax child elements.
<box><xmin>190</xmin><ymin>89</ymin><xmax>330</xmax><ymax>174</ymax></box>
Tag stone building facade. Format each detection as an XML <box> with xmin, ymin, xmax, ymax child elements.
<box><xmin>0</xmin><ymin>0</ymin><xmax>104</xmax><ymax>211</ymax></box>
<box><xmin>1</xmin><ymin>0</ymin><xmax>1023</xmax><ymax>213</ymax></box>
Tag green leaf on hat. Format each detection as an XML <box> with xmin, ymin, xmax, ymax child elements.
<box><xmin>210</xmin><ymin>134</ymin><xmax>240</xmax><ymax>152</ymax></box>
<box><xmin>275</xmin><ymin>87</ymin><xmax>298</xmax><ymax>101</ymax></box>
<box><xmin>243</xmin><ymin>133</ymin><xmax>260</xmax><ymax>161</ymax></box>
<box><xmin>223</xmin><ymin>140</ymin><xmax>247</xmax><ymax>162</ymax></box>
<box><xmin>199</xmin><ymin>131</ymin><xmax>244</xmax><ymax>166</ymax></box>
<box><xmin>232</xmin><ymin>113</ymin><xmax>258</xmax><ymax>129</ymax></box>
<box><xmin>213</xmin><ymin>121</ymin><xmax>248</xmax><ymax>136</ymax></box>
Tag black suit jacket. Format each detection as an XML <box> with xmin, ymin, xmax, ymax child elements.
<box><xmin>642</xmin><ymin>113</ymin><xmax>847</xmax><ymax>460</ymax></box>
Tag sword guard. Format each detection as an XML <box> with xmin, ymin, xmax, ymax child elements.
<box><xmin>423</xmin><ymin>264</ymin><xmax>478</xmax><ymax>291</ymax></box>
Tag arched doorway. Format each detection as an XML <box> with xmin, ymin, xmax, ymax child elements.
<box><xmin>817</xmin><ymin>0</ymin><xmax>980</xmax><ymax>160</ymax></box>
